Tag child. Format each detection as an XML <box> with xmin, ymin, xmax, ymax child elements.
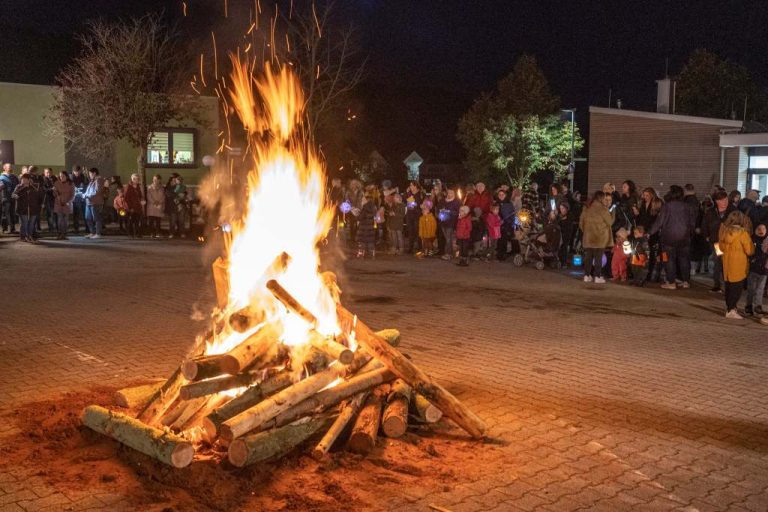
<box><xmin>113</xmin><ymin>187</ymin><xmax>128</xmax><ymax>233</ymax></box>
<box><xmin>719</xmin><ymin>211</ymin><xmax>754</xmax><ymax>319</ymax></box>
<box><xmin>418</xmin><ymin>203</ymin><xmax>437</xmax><ymax>256</ymax></box>
<box><xmin>386</xmin><ymin>194</ymin><xmax>406</xmax><ymax>255</ymax></box>
<box><xmin>630</xmin><ymin>225</ymin><xmax>650</xmax><ymax>286</ymax></box>
<box><xmin>455</xmin><ymin>205</ymin><xmax>472</xmax><ymax>266</ymax></box>
<box><xmin>611</xmin><ymin>227</ymin><xmax>629</xmax><ymax>282</ymax></box>
<box><xmin>745</xmin><ymin>223</ymin><xmax>767</xmax><ymax>316</ymax></box>
<box><xmin>485</xmin><ymin>204</ymin><xmax>502</xmax><ymax>261</ymax></box>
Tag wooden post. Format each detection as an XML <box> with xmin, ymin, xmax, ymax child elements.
<box><xmin>382</xmin><ymin>379</ymin><xmax>411</xmax><ymax>438</ymax></box>
<box><xmin>82</xmin><ymin>405</ymin><xmax>194</xmax><ymax>468</ymax></box>
<box><xmin>347</xmin><ymin>385</ymin><xmax>387</xmax><ymax>455</ymax></box>
<box><xmin>227</xmin><ymin>416</ymin><xmax>333</xmax><ymax>467</ymax></box>
<box><xmin>312</xmin><ymin>392</ymin><xmax>368</xmax><ymax>459</ymax></box>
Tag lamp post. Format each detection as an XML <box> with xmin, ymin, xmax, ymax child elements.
<box><xmin>561</xmin><ymin>109</ymin><xmax>575</xmax><ymax>192</ymax></box>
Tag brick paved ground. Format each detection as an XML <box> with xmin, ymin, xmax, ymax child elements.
<box><xmin>1</xmin><ymin>237</ymin><xmax>767</xmax><ymax>511</ymax></box>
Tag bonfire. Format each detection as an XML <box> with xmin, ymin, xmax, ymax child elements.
<box><xmin>81</xmin><ymin>58</ymin><xmax>485</xmax><ymax>469</ymax></box>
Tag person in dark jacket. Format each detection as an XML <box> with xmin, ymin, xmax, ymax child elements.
<box><xmin>356</xmin><ymin>194</ymin><xmax>377</xmax><ymax>258</ymax></box>
<box><xmin>404</xmin><ymin>181</ymin><xmax>424</xmax><ymax>254</ymax></box>
<box><xmin>12</xmin><ymin>173</ymin><xmax>44</xmax><ymax>243</ymax></box>
<box><xmin>0</xmin><ymin>163</ymin><xmax>19</xmax><ymax>233</ymax></box>
<box><xmin>70</xmin><ymin>165</ymin><xmax>88</xmax><ymax>234</ymax></box>
<box><xmin>436</xmin><ymin>188</ymin><xmax>461</xmax><ymax>260</ymax></box>
<box><xmin>738</xmin><ymin>190</ymin><xmax>759</xmax><ymax>217</ymax></box>
<box><xmin>701</xmin><ymin>190</ymin><xmax>736</xmax><ymax>292</ymax></box>
<box><xmin>557</xmin><ymin>202</ymin><xmax>576</xmax><ymax>267</ymax></box>
<box><xmin>42</xmin><ymin>168</ymin><xmax>58</xmax><ymax>233</ymax></box>
<box><xmin>650</xmin><ymin>185</ymin><xmax>696</xmax><ymax>289</ymax></box>
<box><xmin>496</xmin><ymin>189</ymin><xmax>517</xmax><ymax>260</ymax></box>
<box><xmin>745</xmin><ymin>223</ymin><xmax>767</xmax><ymax>316</ymax></box>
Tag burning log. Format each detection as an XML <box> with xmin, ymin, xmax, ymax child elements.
<box><xmin>348</xmin><ymin>385</ymin><xmax>388</xmax><ymax>455</ymax></box>
<box><xmin>382</xmin><ymin>379</ymin><xmax>412</xmax><ymax>438</ymax></box>
<box><xmin>137</xmin><ymin>368</ymin><xmax>189</xmax><ymax>426</ymax></box>
<box><xmin>179</xmin><ymin>371</ymin><xmax>266</xmax><ymax>400</ymax></box>
<box><xmin>312</xmin><ymin>392</ymin><xmax>368</xmax><ymax>459</ymax></box>
<box><xmin>220</xmin><ymin>363</ymin><xmax>348</xmax><ymax>441</ymax></box>
<box><xmin>412</xmin><ymin>394</ymin><xmax>443</xmax><ymax>424</ymax></box>
<box><xmin>113</xmin><ymin>381</ymin><xmax>164</xmax><ymax>409</ymax></box>
<box><xmin>212</xmin><ymin>256</ymin><xmax>229</xmax><ymax>310</ymax></box>
<box><xmin>336</xmin><ymin>304</ymin><xmax>486</xmax><ymax>439</ymax></box>
<box><xmin>82</xmin><ymin>405</ymin><xmax>194</xmax><ymax>468</ymax></box>
<box><xmin>202</xmin><ymin>371</ymin><xmax>294</xmax><ymax>439</ymax></box>
<box><xmin>259</xmin><ymin>366</ymin><xmax>395</xmax><ymax>431</ymax></box>
<box><xmin>170</xmin><ymin>397</ymin><xmax>210</xmax><ymax>431</ymax></box>
<box><xmin>181</xmin><ymin>355</ymin><xmax>231</xmax><ymax>382</ymax></box>
<box><xmin>228</xmin><ymin>416</ymin><xmax>333</xmax><ymax>468</ymax></box>
<box><xmin>309</xmin><ymin>332</ymin><xmax>354</xmax><ymax>365</ymax></box>
<box><xmin>266</xmin><ymin>278</ymin><xmax>484</xmax><ymax>438</ymax></box>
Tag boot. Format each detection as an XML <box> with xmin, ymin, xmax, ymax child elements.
<box><xmin>744</xmin><ymin>305</ymin><xmax>753</xmax><ymax>316</ymax></box>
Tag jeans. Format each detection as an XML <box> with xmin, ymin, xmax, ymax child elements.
<box><xmin>85</xmin><ymin>204</ymin><xmax>103</xmax><ymax>235</ymax></box>
<box><xmin>128</xmin><ymin>211</ymin><xmax>142</xmax><ymax>237</ymax></box>
<box><xmin>725</xmin><ymin>280</ymin><xmax>744</xmax><ymax>311</ymax></box>
<box><xmin>746</xmin><ymin>273</ymin><xmax>767</xmax><ymax>309</ymax></box>
<box><xmin>0</xmin><ymin>200</ymin><xmax>15</xmax><ymax>231</ymax></box>
<box><xmin>72</xmin><ymin>199</ymin><xmax>85</xmax><ymax>232</ymax></box>
<box><xmin>441</xmin><ymin>226</ymin><xmax>455</xmax><ymax>256</ymax></box>
<box><xmin>711</xmin><ymin>251</ymin><xmax>724</xmax><ymax>288</ymax></box>
<box><xmin>388</xmin><ymin>229</ymin><xmax>404</xmax><ymax>253</ymax></box>
<box><xmin>662</xmin><ymin>241</ymin><xmax>690</xmax><ymax>284</ymax></box>
<box><xmin>170</xmin><ymin>210</ymin><xmax>187</xmax><ymax>236</ymax></box>
<box><xmin>57</xmin><ymin>212</ymin><xmax>68</xmax><ymax>235</ymax></box>
<box><xmin>406</xmin><ymin>214</ymin><xmax>420</xmax><ymax>253</ymax></box>
<box><xmin>19</xmin><ymin>214</ymin><xmax>37</xmax><ymax>240</ymax></box>
<box><xmin>584</xmin><ymin>248</ymin><xmax>604</xmax><ymax>277</ymax></box>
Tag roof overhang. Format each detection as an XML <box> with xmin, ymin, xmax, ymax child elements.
<box><xmin>719</xmin><ymin>132</ymin><xmax>768</xmax><ymax>148</ymax></box>
<box><xmin>589</xmin><ymin>106</ymin><xmax>743</xmax><ymax>128</ymax></box>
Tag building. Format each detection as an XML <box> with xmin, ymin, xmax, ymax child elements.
<box><xmin>588</xmin><ymin>75</ymin><xmax>768</xmax><ymax>197</ymax></box>
<box><xmin>0</xmin><ymin>82</ymin><xmax>219</xmax><ymax>185</ymax></box>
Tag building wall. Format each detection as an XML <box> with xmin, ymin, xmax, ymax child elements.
<box><xmin>588</xmin><ymin>111</ymin><xmax>739</xmax><ymax>196</ymax></box>
<box><xmin>0</xmin><ymin>83</ymin><xmax>65</xmax><ymax>169</ymax></box>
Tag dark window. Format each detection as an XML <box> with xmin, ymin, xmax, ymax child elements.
<box><xmin>0</xmin><ymin>140</ymin><xmax>15</xmax><ymax>164</ymax></box>
<box><xmin>147</xmin><ymin>129</ymin><xmax>196</xmax><ymax>168</ymax></box>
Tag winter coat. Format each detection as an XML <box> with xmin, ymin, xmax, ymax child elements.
<box><xmin>522</xmin><ymin>188</ymin><xmax>539</xmax><ymax>213</ymax></box>
<box><xmin>404</xmin><ymin>190</ymin><xmax>424</xmax><ymax>219</ymax></box>
<box><xmin>485</xmin><ymin>212</ymin><xmax>502</xmax><ymax>240</ymax></box>
<box><xmin>53</xmin><ymin>180</ymin><xmax>75</xmax><ymax>214</ymax></box>
<box><xmin>466</xmin><ymin>190</ymin><xmax>492</xmax><ymax>216</ymax></box>
<box><xmin>718</xmin><ymin>226</ymin><xmax>754</xmax><ymax>282</ymax></box>
<box><xmin>631</xmin><ymin>235</ymin><xmax>650</xmax><ymax>267</ymax></box>
<box><xmin>84</xmin><ymin>178</ymin><xmax>108</xmax><ymax>206</ymax></box>
<box><xmin>12</xmin><ymin>183</ymin><xmax>44</xmax><ymax>216</ymax></box>
<box><xmin>499</xmin><ymin>202</ymin><xmax>516</xmax><ymax>234</ymax></box>
<box><xmin>124</xmin><ymin>184</ymin><xmax>144</xmax><ymax>213</ymax></box>
<box><xmin>650</xmin><ymin>200</ymin><xmax>696</xmax><ymax>246</ymax></box>
<box><xmin>436</xmin><ymin>198</ymin><xmax>461</xmax><ymax>229</ymax></box>
<box><xmin>701</xmin><ymin>204</ymin><xmax>736</xmax><ymax>244</ymax></box>
<box><xmin>579</xmin><ymin>202</ymin><xmax>614</xmax><ymax>249</ymax></box>
<box><xmin>750</xmin><ymin>234</ymin><xmax>768</xmax><ymax>275</ymax></box>
<box><xmin>357</xmin><ymin>201</ymin><xmax>377</xmax><ymax>245</ymax></box>
<box><xmin>636</xmin><ymin>201</ymin><xmax>657</xmax><ymax>230</ymax></box>
<box><xmin>558</xmin><ymin>212</ymin><xmax>575</xmax><ymax>245</ymax></box>
<box><xmin>113</xmin><ymin>195</ymin><xmax>128</xmax><ymax>212</ymax></box>
<box><xmin>418</xmin><ymin>213</ymin><xmax>437</xmax><ymax>239</ymax></box>
<box><xmin>0</xmin><ymin>173</ymin><xmax>18</xmax><ymax>202</ymax></box>
<box><xmin>386</xmin><ymin>202</ymin><xmax>406</xmax><ymax>231</ymax></box>
<box><xmin>456</xmin><ymin>215</ymin><xmax>472</xmax><ymax>240</ymax></box>
<box><xmin>146</xmin><ymin>184</ymin><xmax>165</xmax><ymax>218</ymax></box>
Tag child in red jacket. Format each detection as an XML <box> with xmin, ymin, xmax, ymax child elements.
<box><xmin>484</xmin><ymin>203</ymin><xmax>502</xmax><ymax>261</ymax></box>
<box><xmin>611</xmin><ymin>227</ymin><xmax>629</xmax><ymax>282</ymax></box>
<box><xmin>456</xmin><ymin>205</ymin><xmax>472</xmax><ymax>267</ymax></box>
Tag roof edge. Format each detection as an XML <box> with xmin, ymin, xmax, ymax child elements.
<box><xmin>589</xmin><ymin>106</ymin><xmax>743</xmax><ymax>128</ymax></box>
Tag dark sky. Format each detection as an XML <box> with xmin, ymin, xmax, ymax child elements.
<box><xmin>2</xmin><ymin>0</ymin><xmax>768</xmax><ymax>163</ymax></box>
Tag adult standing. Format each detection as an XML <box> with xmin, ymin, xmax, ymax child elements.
<box><xmin>495</xmin><ymin>189</ymin><xmax>517</xmax><ymax>261</ymax></box>
<box><xmin>124</xmin><ymin>173</ymin><xmax>145</xmax><ymax>238</ymax></box>
<box><xmin>522</xmin><ymin>182</ymin><xmax>540</xmax><ymax>216</ymax></box>
<box><xmin>557</xmin><ymin>202</ymin><xmax>576</xmax><ymax>267</ymax></box>
<box><xmin>616</xmin><ymin>180</ymin><xmax>639</xmax><ymax>231</ymax></box>
<box><xmin>42</xmin><ymin>168</ymin><xmax>58</xmax><ymax>233</ymax></box>
<box><xmin>404</xmin><ymin>181</ymin><xmax>424</xmax><ymax>254</ymax></box>
<box><xmin>12</xmin><ymin>173</ymin><xmax>43</xmax><ymax>243</ymax></box>
<box><xmin>83</xmin><ymin>167</ymin><xmax>108</xmax><ymax>239</ymax></box>
<box><xmin>636</xmin><ymin>188</ymin><xmax>659</xmax><ymax>230</ymax></box>
<box><xmin>579</xmin><ymin>191</ymin><xmax>614</xmax><ymax>283</ymax></box>
<box><xmin>169</xmin><ymin>175</ymin><xmax>189</xmax><ymax>238</ymax></box>
<box><xmin>701</xmin><ymin>190</ymin><xmax>736</xmax><ymax>292</ymax></box>
<box><xmin>164</xmin><ymin>173</ymin><xmax>179</xmax><ymax>236</ymax></box>
<box><xmin>545</xmin><ymin>184</ymin><xmax>562</xmax><ymax>218</ymax></box>
<box><xmin>718</xmin><ymin>211</ymin><xmax>754</xmax><ymax>319</ymax></box>
<box><xmin>70</xmin><ymin>166</ymin><xmax>88</xmax><ymax>234</ymax></box>
<box><xmin>27</xmin><ymin>166</ymin><xmax>44</xmax><ymax>237</ymax></box>
<box><xmin>53</xmin><ymin>171</ymin><xmax>75</xmax><ymax>239</ymax></box>
<box><xmin>0</xmin><ymin>163</ymin><xmax>19</xmax><ymax>234</ymax></box>
<box><xmin>436</xmin><ymin>188</ymin><xmax>460</xmax><ymax>260</ymax></box>
<box><xmin>345</xmin><ymin>179</ymin><xmax>364</xmax><ymax>246</ymax></box>
<box><xmin>146</xmin><ymin>174</ymin><xmax>165</xmax><ymax>238</ymax></box>
<box><xmin>650</xmin><ymin>185</ymin><xmax>697</xmax><ymax>290</ymax></box>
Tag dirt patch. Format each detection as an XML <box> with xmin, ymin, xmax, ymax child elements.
<box><xmin>0</xmin><ymin>385</ymin><xmax>497</xmax><ymax>511</ymax></box>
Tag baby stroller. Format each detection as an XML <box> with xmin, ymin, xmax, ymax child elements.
<box><xmin>513</xmin><ymin>222</ymin><xmax>562</xmax><ymax>270</ymax></box>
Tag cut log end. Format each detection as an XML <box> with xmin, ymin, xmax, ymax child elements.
<box><xmin>382</xmin><ymin>398</ymin><xmax>409</xmax><ymax>438</ymax></box>
<box><xmin>171</xmin><ymin>444</ymin><xmax>195</xmax><ymax>468</ymax></box>
<box><xmin>227</xmin><ymin>439</ymin><xmax>250</xmax><ymax>467</ymax></box>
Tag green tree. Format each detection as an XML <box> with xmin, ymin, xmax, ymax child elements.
<box><xmin>676</xmin><ymin>49</ymin><xmax>767</xmax><ymax>121</ymax></box>
<box><xmin>457</xmin><ymin>55</ymin><xmax>581</xmax><ymax>184</ymax></box>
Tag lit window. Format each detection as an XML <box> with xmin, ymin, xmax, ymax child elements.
<box><xmin>749</xmin><ymin>155</ymin><xmax>768</xmax><ymax>169</ymax></box>
<box><xmin>146</xmin><ymin>129</ymin><xmax>196</xmax><ymax>167</ymax></box>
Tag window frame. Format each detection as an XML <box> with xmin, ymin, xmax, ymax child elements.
<box><xmin>146</xmin><ymin>128</ymin><xmax>197</xmax><ymax>169</ymax></box>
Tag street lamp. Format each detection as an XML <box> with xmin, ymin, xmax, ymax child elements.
<box><xmin>561</xmin><ymin>109</ymin><xmax>575</xmax><ymax>192</ymax></box>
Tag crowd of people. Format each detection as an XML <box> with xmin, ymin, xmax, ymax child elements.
<box><xmin>329</xmin><ymin>178</ymin><xmax>768</xmax><ymax>322</ymax></box>
<box><xmin>0</xmin><ymin>163</ymin><xmax>203</xmax><ymax>242</ymax></box>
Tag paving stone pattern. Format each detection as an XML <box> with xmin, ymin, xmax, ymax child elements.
<box><xmin>1</xmin><ymin>237</ymin><xmax>767</xmax><ymax>511</ymax></box>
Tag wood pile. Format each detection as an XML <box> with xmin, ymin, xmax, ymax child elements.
<box><xmin>81</xmin><ymin>262</ymin><xmax>485</xmax><ymax>469</ymax></box>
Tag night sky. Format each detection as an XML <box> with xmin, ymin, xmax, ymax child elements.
<box><xmin>2</xmin><ymin>0</ymin><xmax>768</xmax><ymax>165</ymax></box>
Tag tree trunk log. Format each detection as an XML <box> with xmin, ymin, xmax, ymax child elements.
<box><xmin>202</xmin><ymin>371</ymin><xmax>294</xmax><ymax>439</ymax></box>
<box><xmin>137</xmin><ymin>368</ymin><xmax>189</xmax><ymax>426</ymax></box>
<box><xmin>179</xmin><ymin>371</ymin><xmax>266</xmax><ymax>400</ymax></box>
<box><xmin>169</xmin><ymin>396</ymin><xmax>210</xmax><ymax>431</ymax></box>
<box><xmin>220</xmin><ymin>362</ymin><xmax>347</xmax><ymax>441</ymax></box>
<box><xmin>212</xmin><ymin>256</ymin><xmax>229</xmax><ymax>310</ymax></box>
<box><xmin>309</xmin><ymin>332</ymin><xmax>354</xmax><ymax>365</ymax></box>
<box><xmin>412</xmin><ymin>393</ymin><xmax>443</xmax><ymax>424</ymax></box>
<box><xmin>312</xmin><ymin>392</ymin><xmax>368</xmax><ymax>459</ymax></box>
<box><xmin>219</xmin><ymin>323</ymin><xmax>281</xmax><ymax>374</ymax></box>
<box><xmin>259</xmin><ymin>366</ymin><xmax>395</xmax><ymax>431</ymax></box>
<box><xmin>82</xmin><ymin>405</ymin><xmax>194</xmax><ymax>468</ymax></box>
<box><xmin>347</xmin><ymin>385</ymin><xmax>387</xmax><ymax>455</ymax></box>
<box><xmin>336</xmin><ymin>304</ymin><xmax>486</xmax><ymax>439</ymax></box>
<box><xmin>227</xmin><ymin>416</ymin><xmax>333</xmax><ymax>468</ymax></box>
<box><xmin>114</xmin><ymin>381</ymin><xmax>164</xmax><ymax>409</ymax></box>
<box><xmin>382</xmin><ymin>379</ymin><xmax>411</xmax><ymax>438</ymax></box>
<box><xmin>181</xmin><ymin>354</ymin><xmax>231</xmax><ymax>382</ymax></box>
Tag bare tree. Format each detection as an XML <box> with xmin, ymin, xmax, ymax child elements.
<box><xmin>46</xmin><ymin>13</ymin><xmax>205</xmax><ymax>187</ymax></box>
